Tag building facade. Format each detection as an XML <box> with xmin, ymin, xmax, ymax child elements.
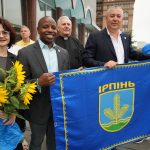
<box><xmin>0</xmin><ymin>0</ymin><xmax>99</xmax><ymax>45</ymax></box>
<box><xmin>96</xmin><ymin>0</ymin><xmax>135</xmax><ymax>32</ymax></box>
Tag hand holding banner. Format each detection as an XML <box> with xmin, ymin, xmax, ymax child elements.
<box><xmin>50</xmin><ymin>61</ymin><xmax>150</xmax><ymax>150</ymax></box>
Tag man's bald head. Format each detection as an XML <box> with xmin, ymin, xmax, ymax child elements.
<box><xmin>37</xmin><ymin>16</ymin><xmax>57</xmax><ymax>48</ymax></box>
<box><xmin>38</xmin><ymin>16</ymin><xmax>56</xmax><ymax>28</ymax></box>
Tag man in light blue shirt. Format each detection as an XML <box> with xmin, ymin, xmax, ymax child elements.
<box><xmin>38</xmin><ymin>40</ymin><xmax>58</xmax><ymax>73</ymax></box>
<box><xmin>18</xmin><ymin>16</ymin><xmax>70</xmax><ymax>150</ymax></box>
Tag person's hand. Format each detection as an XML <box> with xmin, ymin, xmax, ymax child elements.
<box><xmin>38</xmin><ymin>73</ymin><xmax>56</xmax><ymax>86</ymax></box>
<box><xmin>3</xmin><ymin>114</ymin><xmax>16</xmax><ymax>125</ymax></box>
<box><xmin>104</xmin><ymin>60</ymin><xmax>118</xmax><ymax>68</ymax></box>
<box><xmin>0</xmin><ymin>111</ymin><xmax>5</xmax><ymax>119</ymax></box>
<box><xmin>77</xmin><ymin>66</ymin><xmax>86</xmax><ymax>71</ymax></box>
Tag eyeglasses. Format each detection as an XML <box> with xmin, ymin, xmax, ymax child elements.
<box><xmin>0</xmin><ymin>30</ymin><xmax>10</xmax><ymax>36</ymax></box>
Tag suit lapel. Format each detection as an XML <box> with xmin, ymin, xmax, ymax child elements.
<box><xmin>34</xmin><ymin>42</ymin><xmax>48</xmax><ymax>73</ymax></box>
<box><xmin>103</xmin><ymin>29</ymin><xmax>116</xmax><ymax>57</ymax></box>
<box><xmin>54</xmin><ymin>45</ymin><xmax>63</xmax><ymax>70</ymax></box>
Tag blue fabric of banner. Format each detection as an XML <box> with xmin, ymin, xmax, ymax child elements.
<box><xmin>0</xmin><ymin>119</ymin><xmax>23</xmax><ymax>150</ymax></box>
<box><xmin>50</xmin><ymin>60</ymin><xmax>150</xmax><ymax>150</ymax></box>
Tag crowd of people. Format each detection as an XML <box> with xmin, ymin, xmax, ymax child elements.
<box><xmin>1</xmin><ymin>5</ymin><xmax>150</xmax><ymax>150</ymax></box>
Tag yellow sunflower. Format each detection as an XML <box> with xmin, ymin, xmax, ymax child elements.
<box><xmin>14</xmin><ymin>61</ymin><xmax>25</xmax><ymax>90</ymax></box>
<box><xmin>22</xmin><ymin>82</ymin><xmax>37</xmax><ymax>105</ymax></box>
<box><xmin>0</xmin><ymin>86</ymin><xmax>9</xmax><ymax>106</ymax></box>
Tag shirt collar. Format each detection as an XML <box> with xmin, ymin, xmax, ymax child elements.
<box><xmin>38</xmin><ymin>39</ymin><xmax>56</xmax><ymax>50</ymax></box>
<box><xmin>106</xmin><ymin>27</ymin><xmax>122</xmax><ymax>37</ymax></box>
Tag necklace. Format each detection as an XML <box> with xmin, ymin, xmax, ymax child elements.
<box><xmin>0</xmin><ymin>50</ymin><xmax>7</xmax><ymax>57</ymax></box>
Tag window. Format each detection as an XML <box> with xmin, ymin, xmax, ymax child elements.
<box><xmin>123</xmin><ymin>26</ymin><xmax>128</xmax><ymax>32</ymax></box>
<box><xmin>37</xmin><ymin>0</ymin><xmax>52</xmax><ymax>25</ymax></box>
<box><xmin>3</xmin><ymin>0</ymin><xmax>22</xmax><ymax>25</ymax></box>
<box><xmin>0</xmin><ymin>0</ymin><xmax>2</xmax><ymax>17</ymax></box>
<box><xmin>123</xmin><ymin>20</ymin><xmax>128</xmax><ymax>26</ymax></box>
<box><xmin>104</xmin><ymin>6</ymin><xmax>107</xmax><ymax>10</ymax></box>
<box><xmin>124</xmin><ymin>12</ymin><xmax>128</xmax><ymax>18</ymax></box>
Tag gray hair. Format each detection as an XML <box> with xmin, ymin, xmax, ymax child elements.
<box><xmin>106</xmin><ymin>5</ymin><xmax>124</xmax><ymax>17</ymax></box>
<box><xmin>57</xmin><ymin>16</ymin><xmax>72</xmax><ymax>26</ymax></box>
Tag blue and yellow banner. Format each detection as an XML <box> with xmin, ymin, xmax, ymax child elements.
<box><xmin>0</xmin><ymin>119</ymin><xmax>23</xmax><ymax>150</ymax></box>
<box><xmin>50</xmin><ymin>61</ymin><xmax>150</xmax><ymax>150</ymax></box>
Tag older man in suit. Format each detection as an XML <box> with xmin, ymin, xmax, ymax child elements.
<box><xmin>83</xmin><ymin>6</ymin><xmax>150</xmax><ymax>150</ymax></box>
<box><xmin>83</xmin><ymin>6</ymin><xmax>150</xmax><ymax>69</ymax></box>
<box><xmin>18</xmin><ymin>16</ymin><xmax>70</xmax><ymax>150</ymax></box>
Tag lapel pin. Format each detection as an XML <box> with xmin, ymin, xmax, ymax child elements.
<box><xmin>124</xmin><ymin>37</ymin><xmax>127</xmax><ymax>40</ymax></box>
<box><xmin>58</xmin><ymin>49</ymin><xmax>60</xmax><ymax>52</ymax></box>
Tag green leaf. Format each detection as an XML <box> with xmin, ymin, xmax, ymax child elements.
<box><xmin>7</xmin><ymin>78</ymin><xmax>16</xmax><ymax>84</ymax></box>
<box><xmin>10</xmin><ymin>96</ymin><xmax>20</xmax><ymax>109</ymax></box>
<box><xmin>19</xmin><ymin>102</ymin><xmax>29</xmax><ymax>109</ymax></box>
<box><xmin>0</xmin><ymin>82</ymin><xmax>4</xmax><ymax>86</ymax></box>
<box><xmin>0</xmin><ymin>68</ymin><xmax>7</xmax><ymax>77</ymax></box>
<box><xmin>4</xmin><ymin>104</ymin><xmax>16</xmax><ymax>113</ymax></box>
<box><xmin>2</xmin><ymin>110</ymin><xmax>25</xmax><ymax>120</ymax></box>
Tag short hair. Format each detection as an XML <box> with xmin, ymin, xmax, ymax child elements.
<box><xmin>37</xmin><ymin>16</ymin><xmax>56</xmax><ymax>28</ymax></box>
<box><xmin>57</xmin><ymin>16</ymin><xmax>72</xmax><ymax>26</ymax></box>
<box><xmin>0</xmin><ymin>17</ymin><xmax>16</xmax><ymax>48</ymax></box>
<box><xmin>20</xmin><ymin>25</ymin><xmax>30</xmax><ymax>31</ymax></box>
<box><xmin>106</xmin><ymin>5</ymin><xmax>124</xmax><ymax>17</ymax></box>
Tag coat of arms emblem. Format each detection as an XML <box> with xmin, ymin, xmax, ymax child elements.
<box><xmin>99</xmin><ymin>88</ymin><xmax>134</xmax><ymax>132</ymax></box>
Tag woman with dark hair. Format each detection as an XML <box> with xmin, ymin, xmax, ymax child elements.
<box><xmin>0</xmin><ymin>17</ymin><xmax>25</xmax><ymax>150</ymax></box>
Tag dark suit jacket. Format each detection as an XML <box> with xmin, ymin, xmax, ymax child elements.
<box><xmin>55</xmin><ymin>36</ymin><xmax>84</xmax><ymax>69</ymax></box>
<box><xmin>83</xmin><ymin>28</ymin><xmax>150</xmax><ymax>67</ymax></box>
<box><xmin>17</xmin><ymin>41</ymin><xmax>70</xmax><ymax>125</ymax></box>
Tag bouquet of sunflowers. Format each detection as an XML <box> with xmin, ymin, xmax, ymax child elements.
<box><xmin>0</xmin><ymin>61</ymin><xmax>37</xmax><ymax>119</ymax></box>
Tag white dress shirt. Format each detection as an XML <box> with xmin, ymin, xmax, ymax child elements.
<box><xmin>107</xmin><ymin>29</ymin><xmax>125</xmax><ymax>64</ymax></box>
